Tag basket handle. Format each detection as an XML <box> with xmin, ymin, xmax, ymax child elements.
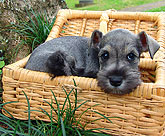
<box><xmin>99</xmin><ymin>12</ymin><xmax>109</xmax><ymax>35</ymax></box>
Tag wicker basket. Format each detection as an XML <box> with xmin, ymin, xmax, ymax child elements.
<box><xmin>2</xmin><ymin>10</ymin><xmax>165</xmax><ymax>136</ymax></box>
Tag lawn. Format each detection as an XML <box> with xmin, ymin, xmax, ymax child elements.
<box><xmin>65</xmin><ymin>0</ymin><xmax>162</xmax><ymax>11</ymax></box>
<box><xmin>145</xmin><ymin>6</ymin><xmax>165</xmax><ymax>12</ymax></box>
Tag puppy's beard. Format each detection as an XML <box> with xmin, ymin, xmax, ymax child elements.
<box><xmin>97</xmin><ymin>69</ymin><xmax>141</xmax><ymax>95</ymax></box>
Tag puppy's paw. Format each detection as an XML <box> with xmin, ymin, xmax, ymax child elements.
<box><xmin>46</xmin><ymin>51</ymin><xmax>66</xmax><ymax>76</ymax></box>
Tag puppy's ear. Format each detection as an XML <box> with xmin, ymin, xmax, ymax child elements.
<box><xmin>138</xmin><ymin>31</ymin><xmax>160</xmax><ymax>59</ymax></box>
<box><xmin>90</xmin><ymin>30</ymin><xmax>103</xmax><ymax>49</ymax></box>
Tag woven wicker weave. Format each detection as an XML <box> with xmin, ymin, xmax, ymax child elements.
<box><xmin>2</xmin><ymin>10</ymin><xmax>165</xmax><ymax>136</ymax></box>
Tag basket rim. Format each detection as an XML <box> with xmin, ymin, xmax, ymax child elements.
<box><xmin>56</xmin><ymin>9</ymin><xmax>163</xmax><ymax>19</ymax></box>
<box><xmin>46</xmin><ymin>9</ymin><xmax>165</xmax><ymax>49</ymax></box>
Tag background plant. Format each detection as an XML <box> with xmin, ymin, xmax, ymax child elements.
<box><xmin>0</xmin><ymin>0</ymin><xmax>66</xmax><ymax>63</ymax></box>
<box><xmin>11</xmin><ymin>8</ymin><xmax>56</xmax><ymax>53</ymax></box>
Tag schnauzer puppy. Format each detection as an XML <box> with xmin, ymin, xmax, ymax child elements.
<box><xmin>25</xmin><ymin>29</ymin><xmax>160</xmax><ymax>94</ymax></box>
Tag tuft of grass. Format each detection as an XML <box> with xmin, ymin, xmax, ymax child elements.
<box><xmin>9</xmin><ymin>7</ymin><xmax>56</xmax><ymax>53</ymax></box>
<box><xmin>0</xmin><ymin>80</ymin><xmax>121</xmax><ymax>135</ymax></box>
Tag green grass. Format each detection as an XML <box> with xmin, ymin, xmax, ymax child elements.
<box><xmin>145</xmin><ymin>6</ymin><xmax>165</xmax><ymax>12</ymax></box>
<box><xmin>65</xmin><ymin>0</ymin><xmax>161</xmax><ymax>11</ymax></box>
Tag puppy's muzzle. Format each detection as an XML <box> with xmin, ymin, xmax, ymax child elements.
<box><xmin>109</xmin><ymin>76</ymin><xmax>123</xmax><ymax>87</ymax></box>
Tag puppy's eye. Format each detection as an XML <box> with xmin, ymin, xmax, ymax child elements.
<box><xmin>127</xmin><ymin>53</ymin><xmax>136</xmax><ymax>61</ymax></box>
<box><xmin>101</xmin><ymin>51</ymin><xmax>109</xmax><ymax>61</ymax></box>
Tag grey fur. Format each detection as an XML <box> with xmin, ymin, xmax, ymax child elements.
<box><xmin>25</xmin><ymin>29</ymin><xmax>160</xmax><ymax>94</ymax></box>
<box><xmin>25</xmin><ymin>36</ymin><xmax>100</xmax><ymax>78</ymax></box>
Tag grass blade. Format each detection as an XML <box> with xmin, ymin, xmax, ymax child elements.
<box><xmin>22</xmin><ymin>91</ymin><xmax>31</xmax><ymax>135</ymax></box>
<box><xmin>92</xmin><ymin>110</ymin><xmax>112</xmax><ymax>123</ymax></box>
<box><xmin>1</xmin><ymin>107</ymin><xmax>15</xmax><ymax>119</ymax></box>
<box><xmin>13</xmin><ymin>119</ymin><xmax>20</xmax><ymax>136</ymax></box>
<box><xmin>73</xmin><ymin>127</ymin><xmax>82</xmax><ymax>136</ymax></box>
<box><xmin>60</xmin><ymin>117</ymin><xmax>66</xmax><ymax>136</ymax></box>
<box><xmin>38</xmin><ymin>107</ymin><xmax>57</xmax><ymax>123</ymax></box>
<box><xmin>62</xmin><ymin>87</ymin><xmax>74</xmax><ymax>114</ymax></box>
<box><xmin>50</xmin><ymin>90</ymin><xmax>61</xmax><ymax>127</ymax></box>
<box><xmin>0</xmin><ymin>101</ymin><xmax>18</xmax><ymax>107</ymax></box>
<box><xmin>72</xmin><ymin>100</ymin><xmax>88</xmax><ymax>114</ymax></box>
<box><xmin>43</xmin><ymin>100</ymin><xmax>58</xmax><ymax>116</ymax></box>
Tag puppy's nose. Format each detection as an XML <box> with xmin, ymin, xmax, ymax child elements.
<box><xmin>109</xmin><ymin>76</ymin><xmax>123</xmax><ymax>87</ymax></box>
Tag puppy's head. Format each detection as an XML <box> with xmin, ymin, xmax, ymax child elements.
<box><xmin>90</xmin><ymin>29</ymin><xmax>160</xmax><ymax>94</ymax></box>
